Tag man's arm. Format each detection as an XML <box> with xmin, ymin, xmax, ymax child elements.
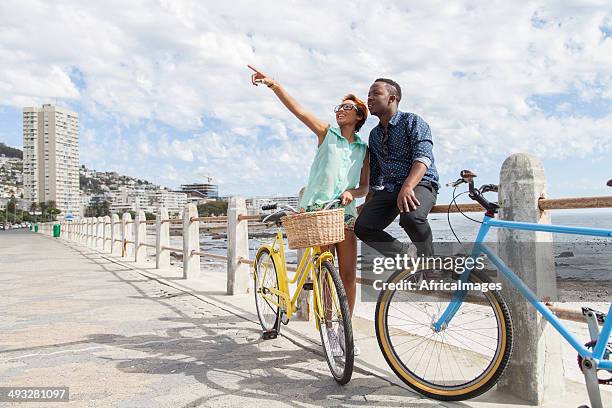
<box><xmin>397</xmin><ymin>116</ymin><xmax>434</xmax><ymax>212</ymax></box>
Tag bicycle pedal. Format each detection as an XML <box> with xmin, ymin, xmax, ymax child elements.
<box><xmin>262</xmin><ymin>329</ymin><xmax>278</xmax><ymax>340</ymax></box>
<box><xmin>303</xmin><ymin>282</ymin><xmax>313</xmax><ymax>290</ymax></box>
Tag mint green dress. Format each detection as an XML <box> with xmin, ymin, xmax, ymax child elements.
<box><xmin>298</xmin><ymin>126</ymin><xmax>367</xmax><ymax>230</ymax></box>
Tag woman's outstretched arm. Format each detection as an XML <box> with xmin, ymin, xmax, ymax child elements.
<box><xmin>249</xmin><ymin>65</ymin><xmax>328</xmax><ymax>143</ymax></box>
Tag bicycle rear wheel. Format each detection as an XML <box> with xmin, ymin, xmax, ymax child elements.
<box><xmin>254</xmin><ymin>248</ymin><xmax>281</xmax><ymax>332</ymax></box>
<box><xmin>375</xmin><ymin>268</ymin><xmax>513</xmax><ymax>401</ymax></box>
<box><xmin>315</xmin><ymin>260</ymin><xmax>354</xmax><ymax>385</ymax></box>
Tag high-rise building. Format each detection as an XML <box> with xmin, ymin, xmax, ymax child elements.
<box><xmin>22</xmin><ymin>104</ymin><xmax>80</xmax><ymax>215</ymax></box>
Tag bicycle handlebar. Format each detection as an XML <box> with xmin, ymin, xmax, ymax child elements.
<box><xmin>261</xmin><ymin>203</ymin><xmax>277</xmax><ymax>211</ymax></box>
<box><xmin>447</xmin><ymin>170</ymin><xmax>500</xmax><ymax>214</ymax></box>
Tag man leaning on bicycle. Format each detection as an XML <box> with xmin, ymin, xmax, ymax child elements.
<box><xmin>355</xmin><ymin>78</ymin><xmax>439</xmax><ymax>260</ymax></box>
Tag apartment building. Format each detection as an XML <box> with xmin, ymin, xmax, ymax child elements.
<box><xmin>23</xmin><ymin>104</ymin><xmax>80</xmax><ymax>215</ymax></box>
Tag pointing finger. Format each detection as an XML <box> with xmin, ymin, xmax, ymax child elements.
<box><xmin>247</xmin><ymin>64</ymin><xmax>262</xmax><ymax>74</ymax></box>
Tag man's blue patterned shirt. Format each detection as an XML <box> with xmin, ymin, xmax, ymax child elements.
<box><xmin>369</xmin><ymin>110</ymin><xmax>439</xmax><ymax>192</ymax></box>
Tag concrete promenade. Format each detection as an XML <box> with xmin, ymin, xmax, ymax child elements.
<box><xmin>1</xmin><ymin>230</ymin><xmax>610</xmax><ymax>407</ymax></box>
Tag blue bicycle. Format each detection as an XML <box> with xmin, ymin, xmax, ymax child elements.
<box><xmin>375</xmin><ymin>170</ymin><xmax>611</xmax><ymax>406</ymax></box>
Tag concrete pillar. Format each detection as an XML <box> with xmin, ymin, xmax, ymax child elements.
<box><xmin>111</xmin><ymin>214</ymin><xmax>121</xmax><ymax>254</ymax></box>
<box><xmin>103</xmin><ymin>216</ymin><xmax>111</xmax><ymax>252</ymax></box>
<box><xmin>156</xmin><ymin>207</ymin><xmax>170</xmax><ymax>269</ymax></box>
<box><xmin>497</xmin><ymin>153</ymin><xmax>563</xmax><ymax>404</ymax></box>
<box><xmin>96</xmin><ymin>217</ymin><xmax>104</xmax><ymax>249</ymax></box>
<box><xmin>134</xmin><ymin>210</ymin><xmax>147</xmax><ymax>264</ymax></box>
<box><xmin>226</xmin><ymin>197</ymin><xmax>249</xmax><ymax>294</ymax></box>
<box><xmin>122</xmin><ymin>213</ymin><xmax>133</xmax><ymax>258</ymax></box>
<box><xmin>182</xmin><ymin>204</ymin><xmax>201</xmax><ymax>278</ymax></box>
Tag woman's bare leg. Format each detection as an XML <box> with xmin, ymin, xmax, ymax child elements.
<box><xmin>335</xmin><ymin>229</ymin><xmax>357</xmax><ymax>315</ymax></box>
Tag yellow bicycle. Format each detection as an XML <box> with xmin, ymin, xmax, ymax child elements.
<box><xmin>253</xmin><ymin>201</ymin><xmax>354</xmax><ymax>384</ymax></box>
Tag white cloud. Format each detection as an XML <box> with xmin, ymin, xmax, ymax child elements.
<box><xmin>1</xmin><ymin>1</ymin><xmax>611</xmax><ymax>196</ymax></box>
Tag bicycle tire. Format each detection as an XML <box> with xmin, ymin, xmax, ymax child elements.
<box><xmin>315</xmin><ymin>260</ymin><xmax>354</xmax><ymax>385</ymax></box>
<box><xmin>254</xmin><ymin>248</ymin><xmax>281</xmax><ymax>332</ymax></box>
<box><xmin>375</xmin><ymin>268</ymin><xmax>513</xmax><ymax>401</ymax></box>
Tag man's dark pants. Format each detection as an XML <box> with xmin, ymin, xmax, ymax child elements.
<box><xmin>354</xmin><ymin>182</ymin><xmax>437</xmax><ymax>258</ymax></box>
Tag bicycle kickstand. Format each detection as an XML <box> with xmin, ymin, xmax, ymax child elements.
<box><xmin>582</xmin><ymin>310</ymin><xmax>604</xmax><ymax>408</ymax></box>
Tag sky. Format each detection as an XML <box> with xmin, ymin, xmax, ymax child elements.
<box><xmin>0</xmin><ymin>1</ymin><xmax>611</xmax><ymax>205</ymax></box>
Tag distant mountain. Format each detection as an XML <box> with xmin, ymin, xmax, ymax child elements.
<box><xmin>0</xmin><ymin>143</ymin><xmax>22</xmax><ymax>159</ymax></box>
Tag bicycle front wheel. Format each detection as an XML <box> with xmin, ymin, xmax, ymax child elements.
<box><xmin>254</xmin><ymin>248</ymin><xmax>281</xmax><ymax>332</ymax></box>
<box><xmin>315</xmin><ymin>260</ymin><xmax>354</xmax><ymax>385</ymax></box>
<box><xmin>375</xmin><ymin>268</ymin><xmax>513</xmax><ymax>401</ymax></box>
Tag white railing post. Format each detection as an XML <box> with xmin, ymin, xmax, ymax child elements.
<box><xmin>87</xmin><ymin>218</ymin><xmax>94</xmax><ymax>247</ymax></box>
<box><xmin>134</xmin><ymin>210</ymin><xmax>147</xmax><ymax>264</ymax></box>
<box><xmin>81</xmin><ymin>219</ymin><xmax>87</xmax><ymax>244</ymax></box>
<box><xmin>122</xmin><ymin>213</ymin><xmax>133</xmax><ymax>258</ymax></box>
<box><xmin>96</xmin><ymin>217</ymin><xmax>104</xmax><ymax>249</ymax></box>
<box><xmin>90</xmin><ymin>218</ymin><xmax>96</xmax><ymax>246</ymax></box>
<box><xmin>182</xmin><ymin>204</ymin><xmax>201</xmax><ymax>278</ymax></box>
<box><xmin>103</xmin><ymin>215</ymin><xmax>111</xmax><ymax>252</ymax></box>
<box><xmin>226</xmin><ymin>197</ymin><xmax>249</xmax><ymax>295</ymax></box>
<box><xmin>156</xmin><ymin>207</ymin><xmax>170</xmax><ymax>269</ymax></box>
<box><xmin>111</xmin><ymin>214</ymin><xmax>121</xmax><ymax>254</ymax></box>
<box><xmin>92</xmin><ymin>218</ymin><xmax>97</xmax><ymax>246</ymax></box>
<box><xmin>497</xmin><ymin>153</ymin><xmax>563</xmax><ymax>404</ymax></box>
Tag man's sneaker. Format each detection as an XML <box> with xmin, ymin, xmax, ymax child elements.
<box><xmin>354</xmin><ymin>344</ymin><xmax>361</xmax><ymax>356</ymax></box>
<box><xmin>326</xmin><ymin>326</ymin><xmax>344</xmax><ymax>357</ymax></box>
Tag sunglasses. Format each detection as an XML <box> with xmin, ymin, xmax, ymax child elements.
<box><xmin>334</xmin><ymin>103</ymin><xmax>359</xmax><ymax>113</ymax></box>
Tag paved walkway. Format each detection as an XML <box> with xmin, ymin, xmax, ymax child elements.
<box><xmin>0</xmin><ymin>230</ymin><xmax>438</xmax><ymax>407</ymax></box>
<box><xmin>1</xmin><ymin>230</ymin><xmax>610</xmax><ymax>407</ymax></box>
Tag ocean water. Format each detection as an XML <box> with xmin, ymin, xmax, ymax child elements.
<box><xmin>159</xmin><ymin>210</ymin><xmax>612</xmax><ymax>281</ymax></box>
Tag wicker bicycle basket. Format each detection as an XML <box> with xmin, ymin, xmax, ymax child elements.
<box><xmin>281</xmin><ymin>208</ymin><xmax>345</xmax><ymax>249</ymax></box>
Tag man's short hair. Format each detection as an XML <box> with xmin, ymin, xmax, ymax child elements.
<box><xmin>375</xmin><ymin>78</ymin><xmax>402</xmax><ymax>103</ymax></box>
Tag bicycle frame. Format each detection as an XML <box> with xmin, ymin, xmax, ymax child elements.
<box><xmin>434</xmin><ymin>214</ymin><xmax>612</xmax><ymax>370</ymax></box>
<box><xmin>254</xmin><ymin>227</ymin><xmax>335</xmax><ymax>321</ymax></box>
